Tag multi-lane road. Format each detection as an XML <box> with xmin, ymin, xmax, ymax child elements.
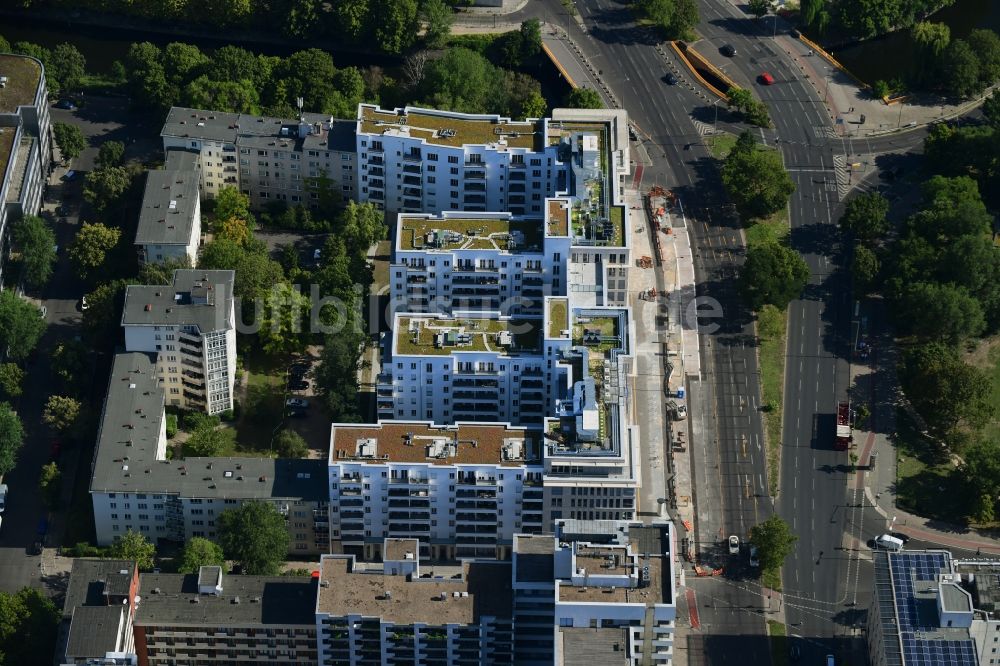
<box><xmin>518</xmin><ymin>0</ymin><xmax>936</xmax><ymax>661</ymax></box>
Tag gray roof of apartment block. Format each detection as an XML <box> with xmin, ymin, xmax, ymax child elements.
<box><xmin>121</xmin><ymin>269</ymin><xmax>233</xmax><ymax>331</ymax></box>
<box><xmin>162</xmin><ymin>107</ymin><xmax>355</xmax><ymax>154</ymax></box>
<box><xmin>134</xmin><ymin>170</ymin><xmax>200</xmax><ymax>246</ymax></box>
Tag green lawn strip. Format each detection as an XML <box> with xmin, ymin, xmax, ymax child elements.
<box><xmin>707</xmin><ymin>131</ymin><xmax>738</xmax><ymax>160</ymax></box>
<box><xmin>372</xmin><ymin>239</ymin><xmax>391</xmax><ymax>292</ymax></box>
<box><xmin>985</xmin><ymin>344</ymin><xmax>1000</xmax><ymax>442</ymax></box>
<box><xmin>236</xmin><ymin>352</ymin><xmax>287</xmax><ymax>453</ymax></box>
<box><xmin>893</xmin><ymin>407</ymin><xmax>966</xmax><ymax>522</ymax></box>
<box><xmin>762</xmin><ymin>566</ymin><xmax>782</xmax><ymax>593</ymax></box>
<box><xmin>767</xmin><ymin>620</ymin><xmax>789</xmax><ymax>666</ymax></box>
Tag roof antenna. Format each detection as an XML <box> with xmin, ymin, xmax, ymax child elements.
<box><xmin>297</xmin><ymin>97</ymin><xmax>304</xmax><ymax>122</ymax></box>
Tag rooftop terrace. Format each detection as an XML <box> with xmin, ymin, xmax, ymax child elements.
<box><xmin>548</xmin><ymin>298</ymin><xmax>569</xmax><ymax>339</ymax></box>
<box><xmin>398</xmin><ymin>215</ymin><xmax>543</xmax><ymax>252</ymax></box>
<box><xmin>547</xmin><ymin>198</ymin><xmax>570</xmax><ymax>237</ymax></box>
<box><xmin>0</xmin><ymin>55</ymin><xmax>42</xmax><ymax>114</ymax></box>
<box><xmin>395</xmin><ymin>316</ymin><xmax>542</xmax><ymax>356</ymax></box>
<box><xmin>0</xmin><ymin>129</ymin><xmax>17</xmax><ymax>198</ymax></box>
<box><xmin>359</xmin><ymin>105</ymin><xmax>540</xmax><ymax>150</ymax></box>
<box><xmin>330</xmin><ymin>421</ymin><xmax>538</xmax><ymax>466</ymax></box>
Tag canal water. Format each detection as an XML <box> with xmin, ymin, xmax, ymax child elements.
<box><xmin>831</xmin><ymin>0</ymin><xmax>1000</xmax><ymax>85</ymax></box>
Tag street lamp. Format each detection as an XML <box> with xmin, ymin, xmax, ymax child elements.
<box><xmin>897</xmin><ymin>101</ymin><xmax>904</xmax><ymax>128</ymax></box>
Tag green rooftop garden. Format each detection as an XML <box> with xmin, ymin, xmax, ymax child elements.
<box><xmin>396</xmin><ymin>317</ymin><xmax>542</xmax><ymax>355</ymax></box>
<box><xmin>548</xmin><ymin>299</ymin><xmax>569</xmax><ymax>338</ymax></box>
<box><xmin>361</xmin><ymin>106</ymin><xmax>538</xmax><ymax>149</ymax></box>
<box><xmin>399</xmin><ymin>216</ymin><xmax>543</xmax><ymax>252</ymax></box>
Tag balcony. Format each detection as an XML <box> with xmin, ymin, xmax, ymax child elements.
<box><xmin>389</xmin><ymin>476</ymin><xmax>429</xmax><ymax>485</ymax></box>
<box><xmin>402</xmin><ymin>175</ymin><xmax>421</xmax><ymax>186</ymax></box>
<box><xmin>376</xmin><ymin>372</ymin><xmax>394</xmax><ymax>385</ymax></box>
<box><xmin>369</xmin><ymin>179</ymin><xmax>385</xmax><ymax>190</ymax></box>
<box><xmin>403</xmin><ymin>163</ymin><xmax>422</xmax><ymax>173</ymax></box>
<box><xmin>368</xmin><ymin>166</ymin><xmax>384</xmax><ymax>177</ymax></box>
<box><xmin>403</xmin><ymin>152</ymin><xmax>422</xmax><ymax>162</ymax></box>
<box><xmin>403</xmin><ymin>187</ymin><xmax>422</xmax><ymax>198</ymax></box>
<box><xmin>389</xmin><ymin>523</ymin><xmax>430</xmax><ymax>533</ymax></box>
<box><xmin>463</xmin><ymin>194</ymin><xmax>486</xmax><ymax>205</ymax></box>
<box><xmin>388</xmin><ymin>511</ymin><xmax>430</xmax><ymax>521</ymax></box>
<box><xmin>464</xmin><ymin>182</ymin><xmax>486</xmax><ymax>192</ymax></box>
<box><xmin>457</xmin><ymin>476</ymin><xmax>497</xmax><ymax>486</ymax></box>
<box><xmin>456</xmin><ymin>512</ymin><xmax>497</xmax><ymax>523</ymax></box>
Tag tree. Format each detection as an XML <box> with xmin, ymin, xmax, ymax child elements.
<box><xmin>125</xmin><ymin>42</ymin><xmax>173</xmax><ymax>112</ymax></box>
<box><xmin>750</xmin><ymin>515</ymin><xmax>798</xmax><ymax>575</ymax></box>
<box><xmin>941</xmin><ymin>39</ymin><xmax>982</xmax><ymax>99</ymax></box>
<box><xmin>258</xmin><ymin>283</ymin><xmax>311</xmax><ymax>356</ymax></box>
<box><xmin>851</xmin><ymin>244</ymin><xmax>880</xmax><ymax>296</ymax></box>
<box><xmin>962</xmin><ymin>438</ymin><xmax>1000</xmax><ymax>522</ymax></box>
<box><xmin>12</xmin><ymin>214</ymin><xmax>57</xmax><ymax>290</ymax></box>
<box><xmin>967</xmin><ymin>29</ymin><xmax>1000</xmax><ymax>87</ymax></box>
<box><xmin>721</xmin><ymin>138</ymin><xmax>795</xmax><ymax>220</ymax></box>
<box><xmin>49</xmin><ymin>43</ymin><xmax>87</xmax><ymax>93</ymax></box>
<box><xmin>983</xmin><ymin>90</ymin><xmax>1000</xmax><ymax>128</ymax></box>
<box><xmin>38</xmin><ymin>462</ymin><xmax>61</xmax><ymax>509</ymax></box>
<box><xmin>741</xmin><ymin>243</ymin><xmax>809</xmax><ymax>310</ymax></box>
<box><xmin>894</xmin><ymin>282</ymin><xmax>985</xmax><ymax>343</ymax></box>
<box><xmin>748</xmin><ymin>0</ymin><xmax>769</xmax><ymax>19</ymax></box>
<box><xmin>43</xmin><ymin>395</ymin><xmax>81</xmax><ymax>434</ymax></box>
<box><xmin>800</xmin><ymin>0</ymin><xmax>822</xmax><ymax>28</ymax></box>
<box><xmin>275</xmin><ymin>429</ymin><xmax>309</xmax><ymax>458</ymax></box>
<box><xmin>0</xmin><ymin>290</ymin><xmax>46</xmax><ymax>362</ymax></box>
<box><xmin>421</xmin><ymin>0</ymin><xmax>454</xmax><ymax>48</ymax></box>
<box><xmin>96</xmin><ymin>140</ymin><xmax>126</xmax><ymax>169</ymax></box>
<box><xmin>216</xmin><ymin>216</ymin><xmax>253</xmax><ymax>245</ymax></box>
<box><xmin>0</xmin><ymin>364</ymin><xmax>24</xmax><ymax>400</ymax></box>
<box><xmin>179</xmin><ymin>537</ymin><xmax>226</xmax><ymax>573</ymax></box>
<box><xmin>109</xmin><ymin>529</ymin><xmax>156</xmax><ymax>570</ymax></box>
<box><xmin>839</xmin><ymin>191</ymin><xmax>889</xmax><ymax>241</ymax></box>
<box><xmin>900</xmin><ymin>343</ymin><xmax>994</xmax><ymax>436</ymax></box>
<box><xmin>0</xmin><ymin>404</ymin><xmax>24</xmax><ymax>477</ymax></box>
<box><xmin>371</xmin><ymin>0</ymin><xmax>419</xmax><ymax>54</ymax></box>
<box><xmin>212</xmin><ymin>186</ymin><xmax>254</xmax><ymax>228</ymax></box>
<box><xmin>69</xmin><ymin>223</ymin><xmax>122</xmax><ymax>281</ymax></box>
<box><xmin>185</xmin><ymin>417</ymin><xmax>236</xmax><ymax>457</ymax></box>
<box><xmin>564</xmin><ymin>86</ymin><xmax>603</xmax><ymax>109</ymax></box>
<box><xmin>199</xmin><ymin>238</ymin><xmax>285</xmax><ymax>303</ymax></box>
<box><xmin>635</xmin><ymin>0</ymin><xmax>698</xmax><ymax>38</ymax></box>
<box><xmin>84</xmin><ymin>166</ymin><xmax>133</xmax><ymax>212</ymax></box>
<box><xmin>50</xmin><ymin>340</ymin><xmax>89</xmax><ymax>397</ymax></box>
<box><xmin>52</xmin><ymin>122</ymin><xmax>86</xmax><ymax>162</ymax></box>
<box><xmin>315</xmin><ymin>329</ymin><xmax>364</xmax><ymax>421</ymax></box>
<box><xmin>81</xmin><ymin>280</ymin><xmax>128</xmax><ymax>347</ymax></box>
<box><xmin>420</xmin><ymin>47</ymin><xmax>504</xmax><ymax>113</ymax></box>
<box><xmin>218</xmin><ymin>501</ymin><xmax>290</xmax><ymax>575</ymax></box>
<box><xmin>0</xmin><ymin>587</ymin><xmax>60</xmax><ymax>665</ymax></box>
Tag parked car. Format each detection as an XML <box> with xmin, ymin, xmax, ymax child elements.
<box><xmin>0</xmin><ymin>484</ymin><xmax>7</xmax><ymax>512</ymax></box>
<box><xmin>285</xmin><ymin>398</ymin><xmax>310</xmax><ymax>409</ymax></box>
<box><xmin>80</xmin><ymin>295</ymin><xmax>89</xmax><ymax>311</ymax></box>
<box><xmin>759</xmin><ymin>72</ymin><xmax>776</xmax><ymax>85</ymax></box>
<box><xmin>749</xmin><ymin>545</ymin><xmax>760</xmax><ymax>567</ymax></box>
<box><xmin>888</xmin><ymin>531</ymin><xmax>911</xmax><ymax>544</ymax></box>
<box><xmin>62</xmin><ymin>170</ymin><xmax>77</xmax><ymax>182</ymax></box>
<box><xmin>286</xmin><ymin>408</ymin><xmax>308</xmax><ymax>418</ymax></box>
<box><xmin>874</xmin><ymin>534</ymin><xmax>904</xmax><ymax>551</ymax></box>
<box><xmin>54</xmin><ymin>99</ymin><xmax>76</xmax><ymax>110</ymax></box>
<box><xmin>728</xmin><ymin>535</ymin><xmax>740</xmax><ymax>554</ymax></box>
<box><xmin>50</xmin><ymin>439</ymin><xmax>61</xmax><ymax>460</ymax></box>
<box><xmin>288</xmin><ymin>379</ymin><xmax>309</xmax><ymax>391</ymax></box>
<box><xmin>664</xmin><ymin>73</ymin><xmax>679</xmax><ymax>85</ymax></box>
<box><xmin>721</xmin><ymin>44</ymin><xmax>737</xmax><ymax>57</ymax></box>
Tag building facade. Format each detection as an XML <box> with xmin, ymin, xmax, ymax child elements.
<box><xmin>61</xmin><ymin>559</ymin><xmax>141</xmax><ymax>666</ymax></box>
<box><xmin>328</xmin><ymin>421</ymin><xmax>544</xmax><ymax>561</ymax></box>
<box><xmin>160</xmin><ymin>107</ymin><xmax>357</xmax><ymax>210</ymax></box>
<box><xmin>122</xmin><ymin>270</ymin><xmax>237</xmax><ymax>415</ymax></box>
<box><xmin>90</xmin><ymin>353</ymin><xmax>330</xmax><ymax>554</ymax></box>
<box><xmin>0</xmin><ymin>53</ymin><xmax>51</xmax><ymax>285</ymax></box>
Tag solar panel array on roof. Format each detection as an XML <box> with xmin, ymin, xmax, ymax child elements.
<box><xmin>886</xmin><ymin>552</ymin><xmax>979</xmax><ymax>666</ymax></box>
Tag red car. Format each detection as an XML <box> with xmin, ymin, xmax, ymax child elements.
<box><xmin>50</xmin><ymin>439</ymin><xmax>61</xmax><ymax>460</ymax></box>
<box><xmin>760</xmin><ymin>72</ymin><xmax>775</xmax><ymax>85</ymax></box>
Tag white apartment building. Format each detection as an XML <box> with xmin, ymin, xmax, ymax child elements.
<box><xmin>328</xmin><ymin>421</ymin><xmax>544</xmax><ymax>561</ymax></box>
<box><xmin>160</xmin><ymin>107</ymin><xmax>357</xmax><ymax>210</ymax></box>
<box><xmin>542</xmin><ymin>299</ymin><xmax>640</xmax><ymax>523</ymax></box>
<box><xmin>134</xmin><ymin>168</ymin><xmax>202</xmax><ymax>265</ymax></box>
<box><xmin>90</xmin><ymin>353</ymin><xmax>330</xmax><ymax>554</ymax></box>
<box><xmin>1</xmin><ymin>53</ymin><xmax>51</xmax><ymax>285</ymax></box>
<box><xmin>121</xmin><ymin>270</ymin><xmax>236</xmax><ymax>415</ymax></box>
<box><xmin>315</xmin><ymin>542</ymin><xmax>515</xmax><ymax>666</ymax></box>
<box><xmin>389</xmin><ymin>207</ymin><xmax>571</xmax><ymax>316</ymax></box>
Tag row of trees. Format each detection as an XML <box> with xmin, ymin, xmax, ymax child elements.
<box><xmin>908</xmin><ymin>24</ymin><xmax>1000</xmax><ymax>99</ymax></box>
<box><xmin>0</xmin><ymin>36</ymin><xmax>86</xmax><ymax>96</ymax></box>
<box><xmin>799</xmin><ymin>0</ymin><xmax>956</xmax><ymax>40</ymax></box>
<box><xmin>14</xmin><ymin>0</ymin><xmax>468</xmax><ymax>54</ymax></box>
<box><xmin>633</xmin><ymin>0</ymin><xmax>700</xmax><ymax>40</ymax></box>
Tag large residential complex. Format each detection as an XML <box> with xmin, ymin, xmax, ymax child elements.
<box><xmin>868</xmin><ymin>549</ymin><xmax>1000</xmax><ymax>666</ymax></box>
<box><xmin>134</xmin><ymin>166</ymin><xmax>202</xmax><ymax>265</ymax></box>
<box><xmin>0</xmin><ymin>53</ymin><xmax>51</xmax><ymax>284</ymax></box>
<box><xmin>122</xmin><ymin>269</ymin><xmax>237</xmax><ymax>415</ymax></box>
<box><xmin>160</xmin><ymin>107</ymin><xmax>357</xmax><ymax>210</ymax></box>
<box><xmin>89</xmin><ymin>352</ymin><xmax>329</xmax><ymax>554</ymax></box>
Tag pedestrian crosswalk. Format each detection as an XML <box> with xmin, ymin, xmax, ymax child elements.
<box><xmin>692</xmin><ymin>120</ymin><xmax>718</xmax><ymax>137</ymax></box>
<box><xmin>832</xmin><ymin>154</ymin><xmax>851</xmax><ymax>200</ymax></box>
<box><xmin>812</xmin><ymin>125</ymin><xmax>838</xmax><ymax>140</ymax></box>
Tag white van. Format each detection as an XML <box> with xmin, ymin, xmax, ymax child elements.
<box><xmin>875</xmin><ymin>534</ymin><xmax>904</xmax><ymax>551</ymax></box>
<box><xmin>827</xmin><ymin>655</ymin><xmax>835</xmax><ymax>666</ymax></box>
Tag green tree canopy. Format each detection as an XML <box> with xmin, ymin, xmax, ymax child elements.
<box><xmin>962</xmin><ymin>438</ymin><xmax>1000</xmax><ymax>522</ymax></box>
<box><xmin>983</xmin><ymin>90</ymin><xmax>1000</xmax><ymax>128</ymax></box>
<box><xmin>0</xmin><ymin>404</ymin><xmax>24</xmax><ymax>477</ymax></box>
<box><xmin>852</xmin><ymin>244</ymin><xmax>881</xmax><ymax>296</ymax></box>
<box><xmin>0</xmin><ymin>364</ymin><xmax>24</xmax><ymax>401</ymax></box>
<box><xmin>13</xmin><ymin>214</ymin><xmax>57</xmax><ymax>290</ymax></box>
<box><xmin>747</xmin><ymin>0</ymin><xmax>769</xmax><ymax>19</ymax></box>
<box><xmin>258</xmin><ymin>282</ymin><xmax>311</xmax><ymax>356</ymax></box>
<box><xmin>420</xmin><ymin>47</ymin><xmax>503</xmax><ymax>113</ymax></box>
<box><xmin>53</xmin><ymin>122</ymin><xmax>86</xmax><ymax>161</ymax></box>
<box><xmin>372</xmin><ymin>0</ymin><xmax>419</xmax><ymax>54</ymax></box>
<box><xmin>109</xmin><ymin>529</ymin><xmax>157</xmax><ymax>570</ymax></box>
<box><xmin>941</xmin><ymin>39</ymin><xmax>982</xmax><ymax>99</ymax></box>
<box><xmin>0</xmin><ymin>587</ymin><xmax>60</xmax><ymax>665</ymax></box>
<box><xmin>179</xmin><ymin>537</ymin><xmax>227</xmax><ymax>574</ymax></box>
<box><xmin>69</xmin><ymin>222</ymin><xmax>122</xmax><ymax>281</ymax></box>
<box><xmin>635</xmin><ymin>0</ymin><xmax>699</xmax><ymax>39</ymax></box>
<box><xmin>50</xmin><ymin>340</ymin><xmax>90</xmax><ymax>397</ymax></box>
<box><xmin>275</xmin><ymin>429</ymin><xmax>309</xmax><ymax>458</ymax></box>
<box><xmin>218</xmin><ymin>501</ymin><xmax>290</xmax><ymax>575</ymax></box>
<box><xmin>163</xmin><ymin>42</ymin><xmax>210</xmax><ymax>85</ymax></box>
<box><xmin>900</xmin><ymin>342</ymin><xmax>994</xmax><ymax>436</ymax></box>
<box><xmin>96</xmin><ymin>140</ymin><xmax>126</xmax><ymax>169</ymax></box>
<box><xmin>0</xmin><ymin>290</ymin><xmax>46</xmax><ymax>362</ymax></box>
<box><xmin>185</xmin><ymin>416</ymin><xmax>236</xmax><ymax>456</ymax></box>
<box><xmin>564</xmin><ymin>86</ymin><xmax>604</xmax><ymax>109</ymax></box>
<box><xmin>750</xmin><ymin>515</ymin><xmax>798</xmax><ymax>575</ymax></box>
<box><xmin>967</xmin><ymin>29</ymin><xmax>1000</xmax><ymax>87</ymax></box>
<box><xmin>212</xmin><ymin>187</ymin><xmax>255</xmax><ymax>228</ymax></box>
<box><xmin>84</xmin><ymin>166</ymin><xmax>134</xmax><ymax>212</ymax></box>
<box><xmin>81</xmin><ymin>280</ymin><xmax>128</xmax><ymax>348</ymax></box>
<box><xmin>741</xmin><ymin>243</ymin><xmax>810</xmax><ymax>310</ymax></box>
<box><xmin>43</xmin><ymin>395</ymin><xmax>82</xmax><ymax>435</ymax></box>
<box><xmin>421</xmin><ymin>0</ymin><xmax>454</xmax><ymax>48</ymax></box>
<box><xmin>840</xmin><ymin>191</ymin><xmax>890</xmax><ymax>242</ymax></box>
<box><xmin>49</xmin><ymin>43</ymin><xmax>87</xmax><ymax>93</ymax></box>
<box><xmin>721</xmin><ymin>137</ymin><xmax>796</xmax><ymax>220</ymax></box>
<box><xmin>38</xmin><ymin>462</ymin><xmax>62</xmax><ymax>510</ymax></box>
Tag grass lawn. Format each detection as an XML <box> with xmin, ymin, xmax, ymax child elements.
<box><xmin>236</xmin><ymin>351</ymin><xmax>288</xmax><ymax>452</ymax></box>
<box><xmin>983</xmin><ymin>342</ymin><xmax>1000</xmax><ymax>443</ymax></box>
<box><xmin>767</xmin><ymin>620</ymin><xmax>789</xmax><ymax>666</ymax></box>
<box><xmin>372</xmin><ymin>239</ymin><xmax>391</xmax><ymax>293</ymax></box>
<box><xmin>746</xmin><ymin>207</ymin><xmax>790</xmax><ymax>248</ymax></box>
<box><xmin>707</xmin><ymin>131</ymin><xmax>738</xmax><ymax>160</ymax></box>
<box><xmin>894</xmin><ymin>407</ymin><xmax>967</xmax><ymax>523</ymax></box>
<box><xmin>762</xmin><ymin>564</ymin><xmax>782</xmax><ymax>592</ymax></box>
